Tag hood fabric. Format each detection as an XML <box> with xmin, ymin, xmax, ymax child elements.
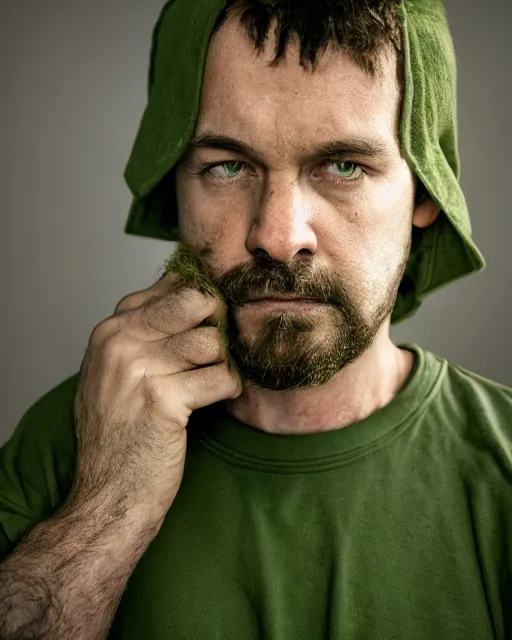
<box><xmin>123</xmin><ymin>0</ymin><xmax>486</xmax><ymax>324</ymax></box>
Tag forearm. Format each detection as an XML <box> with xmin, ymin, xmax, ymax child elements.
<box><xmin>0</xmin><ymin>497</ymin><xmax>162</xmax><ymax>640</ymax></box>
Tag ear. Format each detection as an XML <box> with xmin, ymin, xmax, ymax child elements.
<box><xmin>412</xmin><ymin>197</ymin><xmax>441</xmax><ymax>229</ymax></box>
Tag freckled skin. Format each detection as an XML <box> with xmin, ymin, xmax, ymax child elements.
<box><xmin>174</xmin><ymin>16</ymin><xmax>441</xmax><ymax>432</ymax></box>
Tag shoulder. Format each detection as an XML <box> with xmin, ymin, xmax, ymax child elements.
<box><xmin>428</xmin><ymin>350</ymin><xmax>512</xmax><ymax>463</ymax></box>
<box><xmin>441</xmin><ymin>355</ymin><xmax>512</xmax><ymax>416</ymax></box>
<box><xmin>8</xmin><ymin>371</ymin><xmax>81</xmax><ymax>493</ymax></box>
<box><xmin>0</xmin><ymin>373</ymin><xmax>80</xmax><ymax>558</ymax></box>
<box><xmin>7</xmin><ymin>373</ymin><xmax>81</xmax><ymax>464</ymax></box>
<box><xmin>17</xmin><ymin>373</ymin><xmax>81</xmax><ymax>436</ymax></box>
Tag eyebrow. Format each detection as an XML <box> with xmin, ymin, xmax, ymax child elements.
<box><xmin>184</xmin><ymin>132</ymin><xmax>395</xmax><ymax>164</ymax></box>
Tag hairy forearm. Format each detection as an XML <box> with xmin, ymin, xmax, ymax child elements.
<box><xmin>0</xmin><ymin>497</ymin><xmax>162</xmax><ymax>640</ymax></box>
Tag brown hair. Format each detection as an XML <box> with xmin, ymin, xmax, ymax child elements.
<box><xmin>212</xmin><ymin>0</ymin><xmax>404</xmax><ymax>78</ymax></box>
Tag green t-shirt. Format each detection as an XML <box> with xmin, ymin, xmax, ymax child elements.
<box><xmin>1</xmin><ymin>343</ymin><xmax>511</xmax><ymax>639</ymax></box>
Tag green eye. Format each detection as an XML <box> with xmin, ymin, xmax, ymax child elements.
<box><xmin>202</xmin><ymin>159</ymin><xmax>362</xmax><ymax>184</ymax></box>
<box><xmin>222</xmin><ymin>162</ymin><xmax>243</xmax><ymax>178</ymax></box>
<box><xmin>329</xmin><ymin>161</ymin><xmax>358</xmax><ymax>177</ymax></box>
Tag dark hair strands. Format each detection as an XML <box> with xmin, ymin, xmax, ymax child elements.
<box><xmin>213</xmin><ymin>0</ymin><xmax>403</xmax><ymax>76</ymax></box>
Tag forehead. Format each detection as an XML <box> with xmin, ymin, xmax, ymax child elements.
<box><xmin>194</xmin><ymin>17</ymin><xmax>401</xmax><ymax>157</ymax></box>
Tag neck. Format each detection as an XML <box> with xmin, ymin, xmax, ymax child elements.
<box><xmin>222</xmin><ymin>331</ymin><xmax>415</xmax><ymax>435</ymax></box>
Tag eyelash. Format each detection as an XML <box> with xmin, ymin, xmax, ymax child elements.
<box><xmin>196</xmin><ymin>160</ymin><xmax>366</xmax><ymax>186</ymax></box>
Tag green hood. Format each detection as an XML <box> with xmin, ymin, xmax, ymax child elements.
<box><xmin>123</xmin><ymin>0</ymin><xmax>485</xmax><ymax>324</ymax></box>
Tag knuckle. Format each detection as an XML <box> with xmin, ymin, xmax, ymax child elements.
<box><xmin>90</xmin><ymin>316</ymin><xmax>122</xmax><ymax>347</ymax></box>
<box><xmin>178</xmin><ymin>328</ymin><xmax>224</xmax><ymax>365</ymax></box>
<box><xmin>100</xmin><ymin>330</ymin><xmax>137</xmax><ymax>367</ymax></box>
<box><xmin>198</xmin><ymin>327</ymin><xmax>226</xmax><ymax>358</ymax></box>
<box><xmin>138</xmin><ymin>295</ymin><xmax>163</xmax><ymax>331</ymax></box>
<box><xmin>172</xmin><ymin>337</ymin><xmax>197</xmax><ymax>366</ymax></box>
<box><xmin>100</xmin><ymin>335</ymin><xmax>126</xmax><ymax>364</ymax></box>
<box><xmin>225</xmin><ymin>378</ymin><xmax>243</xmax><ymax>401</ymax></box>
<box><xmin>230</xmin><ymin>374</ymin><xmax>243</xmax><ymax>397</ymax></box>
<box><xmin>115</xmin><ymin>290</ymin><xmax>156</xmax><ymax>315</ymax></box>
<box><xmin>114</xmin><ymin>294</ymin><xmax>134</xmax><ymax>315</ymax></box>
<box><xmin>173</xmin><ymin>288</ymin><xmax>203</xmax><ymax>312</ymax></box>
<box><xmin>124</xmin><ymin>356</ymin><xmax>152</xmax><ymax>385</ymax></box>
<box><xmin>144</xmin><ymin>375</ymin><xmax>166</xmax><ymax>407</ymax></box>
<box><xmin>180</xmin><ymin>287</ymin><xmax>221</xmax><ymax>313</ymax></box>
<box><xmin>217</xmin><ymin>362</ymin><xmax>243</xmax><ymax>397</ymax></box>
<box><xmin>158</xmin><ymin>270</ymin><xmax>179</xmax><ymax>288</ymax></box>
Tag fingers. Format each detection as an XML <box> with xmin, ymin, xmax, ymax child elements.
<box><xmin>147</xmin><ymin>362</ymin><xmax>243</xmax><ymax>427</ymax></box>
<box><xmin>137</xmin><ymin>288</ymin><xmax>225</xmax><ymax>340</ymax></box>
<box><xmin>114</xmin><ymin>271</ymin><xmax>179</xmax><ymax>315</ymax></box>
<box><xmin>115</xmin><ymin>290</ymin><xmax>155</xmax><ymax>315</ymax></box>
<box><xmin>111</xmin><ymin>272</ymin><xmax>226</xmax><ymax>341</ymax></box>
<box><xmin>105</xmin><ymin>327</ymin><xmax>230</xmax><ymax>386</ymax></box>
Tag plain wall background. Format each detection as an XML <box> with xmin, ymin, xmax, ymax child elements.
<box><xmin>1</xmin><ymin>0</ymin><xmax>510</xmax><ymax>446</ymax></box>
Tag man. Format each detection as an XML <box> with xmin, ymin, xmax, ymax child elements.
<box><xmin>0</xmin><ymin>0</ymin><xmax>510</xmax><ymax>638</ymax></box>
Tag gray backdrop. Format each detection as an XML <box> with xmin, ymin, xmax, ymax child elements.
<box><xmin>1</xmin><ymin>0</ymin><xmax>510</xmax><ymax>446</ymax></box>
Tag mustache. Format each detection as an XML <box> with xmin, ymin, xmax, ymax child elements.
<box><xmin>214</xmin><ymin>250</ymin><xmax>352</xmax><ymax>310</ymax></box>
<box><xmin>162</xmin><ymin>243</ymin><xmax>354</xmax><ymax>311</ymax></box>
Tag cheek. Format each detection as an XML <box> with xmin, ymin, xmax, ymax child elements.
<box><xmin>329</xmin><ymin>197</ymin><xmax>412</xmax><ymax>297</ymax></box>
<box><xmin>177</xmin><ymin>181</ymin><xmax>245</xmax><ymax>268</ymax></box>
<box><xmin>176</xmin><ymin>177</ymin><xmax>222</xmax><ymax>245</ymax></box>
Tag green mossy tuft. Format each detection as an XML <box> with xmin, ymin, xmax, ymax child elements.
<box><xmin>159</xmin><ymin>244</ymin><xmax>243</xmax><ymax>382</ymax></box>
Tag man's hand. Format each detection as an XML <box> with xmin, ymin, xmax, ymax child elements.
<box><xmin>68</xmin><ymin>271</ymin><xmax>243</xmax><ymax>524</ymax></box>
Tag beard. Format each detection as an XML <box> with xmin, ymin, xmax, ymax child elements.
<box><xmin>211</xmin><ymin>243</ymin><xmax>411</xmax><ymax>392</ymax></box>
<box><xmin>162</xmin><ymin>239</ymin><xmax>411</xmax><ymax>392</ymax></box>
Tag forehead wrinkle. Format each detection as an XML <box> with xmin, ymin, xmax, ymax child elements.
<box><xmin>194</xmin><ymin>82</ymin><xmax>398</xmax><ymax>167</ymax></box>
<box><xmin>196</xmin><ymin>21</ymin><xmax>402</xmax><ymax>167</ymax></box>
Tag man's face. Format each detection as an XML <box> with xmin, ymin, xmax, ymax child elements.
<box><xmin>175</xmin><ymin>17</ymin><xmax>418</xmax><ymax>391</ymax></box>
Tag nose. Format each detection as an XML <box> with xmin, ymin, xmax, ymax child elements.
<box><xmin>245</xmin><ymin>176</ymin><xmax>318</xmax><ymax>262</ymax></box>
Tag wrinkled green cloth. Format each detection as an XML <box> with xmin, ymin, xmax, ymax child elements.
<box><xmin>123</xmin><ymin>0</ymin><xmax>485</xmax><ymax>323</ymax></box>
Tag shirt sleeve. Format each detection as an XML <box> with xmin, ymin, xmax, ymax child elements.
<box><xmin>0</xmin><ymin>374</ymin><xmax>79</xmax><ymax>561</ymax></box>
